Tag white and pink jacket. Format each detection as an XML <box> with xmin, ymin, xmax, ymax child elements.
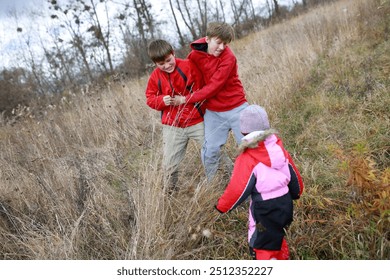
<box><xmin>216</xmin><ymin>131</ymin><xmax>304</xmax><ymax>250</ymax></box>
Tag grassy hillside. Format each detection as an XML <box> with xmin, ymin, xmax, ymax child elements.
<box><xmin>0</xmin><ymin>0</ymin><xmax>388</xmax><ymax>260</ymax></box>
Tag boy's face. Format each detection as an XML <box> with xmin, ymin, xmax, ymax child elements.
<box><xmin>206</xmin><ymin>37</ymin><xmax>228</xmax><ymax>57</ymax></box>
<box><xmin>155</xmin><ymin>53</ymin><xmax>176</xmax><ymax>73</ymax></box>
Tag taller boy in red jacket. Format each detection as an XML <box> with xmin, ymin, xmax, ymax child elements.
<box><xmin>174</xmin><ymin>22</ymin><xmax>248</xmax><ymax>181</ymax></box>
<box><xmin>216</xmin><ymin>105</ymin><xmax>304</xmax><ymax>260</ymax></box>
<box><xmin>145</xmin><ymin>39</ymin><xmax>205</xmax><ymax>193</ymax></box>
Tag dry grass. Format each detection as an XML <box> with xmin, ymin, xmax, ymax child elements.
<box><xmin>0</xmin><ymin>0</ymin><xmax>388</xmax><ymax>259</ymax></box>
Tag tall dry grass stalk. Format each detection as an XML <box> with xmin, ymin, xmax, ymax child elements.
<box><xmin>234</xmin><ymin>0</ymin><xmax>365</xmax><ymax>110</ymax></box>
<box><xmin>0</xmin><ymin>0</ymin><xmax>388</xmax><ymax>259</ymax></box>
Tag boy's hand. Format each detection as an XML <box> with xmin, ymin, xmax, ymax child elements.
<box><xmin>163</xmin><ymin>95</ymin><xmax>172</xmax><ymax>106</ymax></box>
<box><xmin>171</xmin><ymin>96</ymin><xmax>186</xmax><ymax>106</ymax></box>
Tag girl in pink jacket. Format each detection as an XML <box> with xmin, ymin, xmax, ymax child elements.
<box><xmin>216</xmin><ymin>105</ymin><xmax>304</xmax><ymax>260</ymax></box>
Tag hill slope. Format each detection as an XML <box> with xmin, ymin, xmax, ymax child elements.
<box><xmin>0</xmin><ymin>0</ymin><xmax>388</xmax><ymax>259</ymax></box>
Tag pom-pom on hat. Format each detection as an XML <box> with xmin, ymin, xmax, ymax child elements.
<box><xmin>240</xmin><ymin>105</ymin><xmax>270</xmax><ymax>134</ymax></box>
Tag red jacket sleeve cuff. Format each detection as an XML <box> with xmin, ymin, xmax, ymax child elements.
<box><xmin>215</xmin><ymin>205</ymin><xmax>225</xmax><ymax>213</ymax></box>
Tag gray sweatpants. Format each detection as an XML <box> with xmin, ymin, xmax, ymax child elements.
<box><xmin>202</xmin><ymin>102</ymin><xmax>249</xmax><ymax>180</ymax></box>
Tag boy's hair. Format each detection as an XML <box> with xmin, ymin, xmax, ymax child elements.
<box><xmin>147</xmin><ymin>39</ymin><xmax>174</xmax><ymax>63</ymax></box>
<box><xmin>206</xmin><ymin>22</ymin><xmax>235</xmax><ymax>43</ymax></box>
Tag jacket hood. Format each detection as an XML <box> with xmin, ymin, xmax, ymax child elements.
<box><xmin>239</xmin><ymin>130</ymin><xmax>287</xmax><ymax>170</ymax></box>
<box><xmin>190</xmin><ymin>37</ymin><xmax>208</xmax><ymax>52</ymax></box>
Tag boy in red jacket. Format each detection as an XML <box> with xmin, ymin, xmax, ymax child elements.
<box><xmin>173</xmin><ymin>22</ymin><xmax>248</xmax><ymax>181</ymax></box>
<box><xmin>145</xmin><ymin>39</ymin><xmax>205</xmax><ymax>193</ymax></box>
<box><xmin>216</xmin><ymin>105</ymin><xmax>304</xmax><ymax>260</ymax></box>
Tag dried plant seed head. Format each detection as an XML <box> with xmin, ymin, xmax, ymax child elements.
<box><xmin>202</xmin><ymin>229</ymin><xmax>212</xmax><ymax>238</ymax></box>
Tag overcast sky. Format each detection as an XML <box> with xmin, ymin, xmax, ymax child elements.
<box><xmin>0</xmin><ymin>0</ymin><xmax>300</xmax><ymax>69</ymax></box>
<box><xmin>0</xmin><ymin>0</ymin><xmax>44</xmax><ymax>18</ymax></box>
<box><xmin>0</xmin><ymin>0</ymin><xmax>299</xmax><ymax>20</ymax></box>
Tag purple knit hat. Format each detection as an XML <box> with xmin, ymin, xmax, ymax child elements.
<box><xmin>240</xmin><ymin>105</ymin><xmax>270</xmax><ymax>134</ymax></box>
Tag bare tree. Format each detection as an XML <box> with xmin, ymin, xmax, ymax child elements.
<box><xmin>48</xmin><ymin>0</ymin><xmax>121</xmax><ymax>81</ymax></box>
<box><xmin>85</xmin><ymin>0</ymin><xmax>114</xmax><ymax>73</ymax></box>
<box><xmin>168</xmin><ymin>0</ymin><xmax>186</xmax><ymax>47</ymax></box>
<box><xmin>195</xmin><ymin>0</ymin><xmax>208</xmax><ymax>36</ymax></box>
<box><xmin>2</xmin><ymin>0</ymin><xmax>306</xmax><ymax>95</ymax></box>
<box><xmin>133</xmin><ymin>0</ymin><xmax>156</xmax><ymax>47</ymax></box>
<box><xmin>173</xmin><ymin>0</ymin><xmax>208</xmax><ymax>41</ymax></box>
<box><xmin>215</xmin><ymin>0</ymin><xmax>227</xmax><ymax>22</ymax></box>
<box><xmin>272</xmin><ymin>0</ymin><xmax>280</xmax><ymax>17</ymax></box>
<box><xmin>21</xmin><ymin>36</ymin><xmax>46</xmax><ymax>95</ymax></box>
<box><xmin>117</xmin><ymin>0</ymin><xmax>158</xmax><ymax>77</ymax></box>
<box><xmin>0</xmin><ymin>67</ymin><xmax>38</xmax><ymax>117</ymax></box>
<box><xmin>39</xmin><ymin>31</ymin><xmax>77</xmax><ymax>92</ymax></box>
<box><xmin>248</xmin><ymin>0</ymin><xmax>256</xmax><ymax>20</ymax></box>
<box><xmin>230</xmin><ymin>0</ymin><xmax>247</xmax><ymax>27</ymax></box>
<box><xmin>48</xmin><ymin>1</ymin><xmax>94</xmax><ymax>81</ymax></box>
<box><xmin>174</xmin><ymin>0</ymin><xmax>197</xmax><ymax>40</ymax></box>
<box><xmin>5</xmin><ymin>10</ymin><xmax>48</xmax><ymax>95</ymax></box>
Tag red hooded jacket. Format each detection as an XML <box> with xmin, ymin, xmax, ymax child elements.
<box><xmin>216</xmin><ymin>132</ymin><xmax>304</xmax><ymax>251</ymax></box>
<box><xmin>145</xmin><ymin>58</ymin><xmax>205</xmax><ymax>127</ymax></box>
<box><xmin>186</xmin><ymin>37</ymin><xmax>247</xmax><ymax>112</ymax></box>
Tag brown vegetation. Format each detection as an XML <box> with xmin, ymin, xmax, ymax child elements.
<box><xmin>0</xmin><ymin>0</ymin><xmax>388</xmax><ymax>259</ymax></box>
